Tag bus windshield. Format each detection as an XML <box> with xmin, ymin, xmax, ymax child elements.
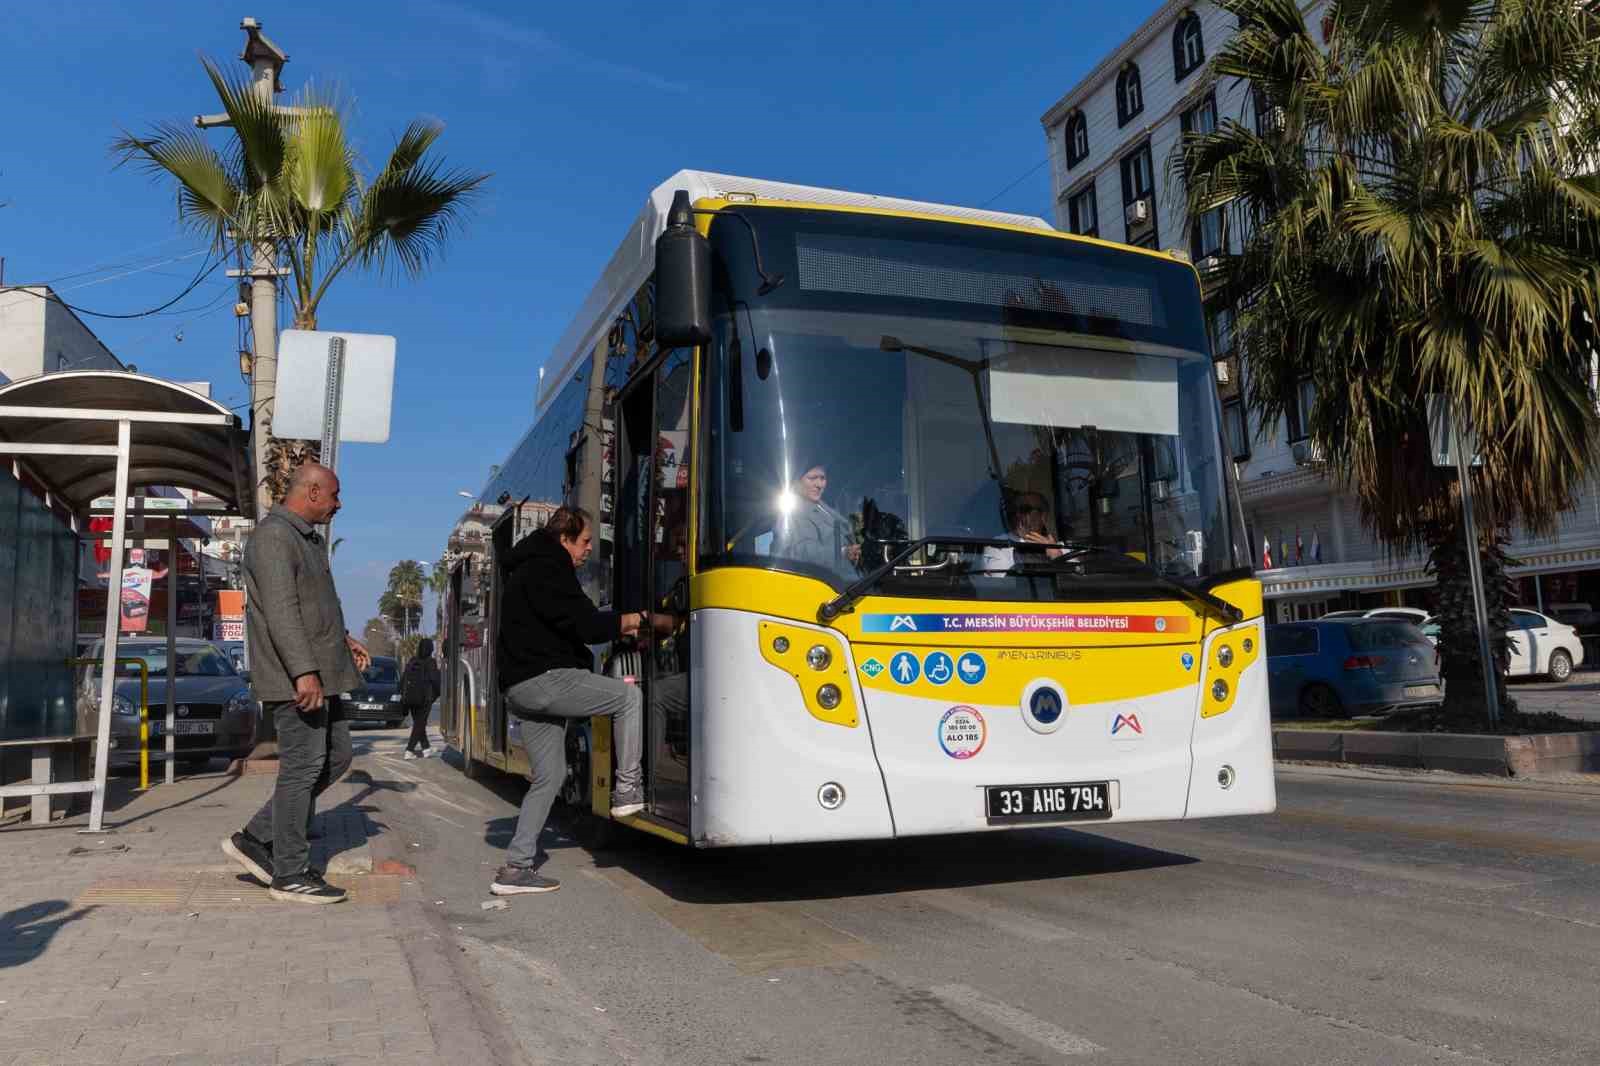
<box><xmin>700</xmin><ymin>206</ymin><xmax>1250</xmax><ymax>602</ymax></box>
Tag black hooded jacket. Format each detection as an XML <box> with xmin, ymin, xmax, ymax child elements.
<box><xmin>496</xmin><ymin>531</ymin><xmax>623</xmax><ymax>689</ymax></box>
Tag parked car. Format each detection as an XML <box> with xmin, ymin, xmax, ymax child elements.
<box><xmin>79</xmin><ymin>639</ymin><xmax>259</xmax><ymax>771</ymax></box>
<box><xmin>1506</xmin><ymin>608</ymin><xmax>1585</xmax><ymax>682</ymax></box>
<box><xmin>1364</xmin><ymin>607</ymin><xmax>1431</xmax><ymax>625</ymax></box>
<box><xmin>215</xmin><ymin>639</ymin><xmax>247</xmax><ymax>674</ymax></box>
<box><xmin>1266</xmin><ymin>619</ymin><xmax>1443</xmax><ymax>718</ymax></box>
<box><xmin>340</xmin><ymin>655</ymin><xmax>404</xmax><ymax>727</ymax></box>
<box><xmin>1318</xmin><ymin>610</ymin><xmax>1367</xmax><ymax>619</ymax></box>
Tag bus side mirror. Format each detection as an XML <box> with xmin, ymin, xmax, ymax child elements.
<box><xmin>655</xmin><ymin>190</ymin><xmax>712</xmax><ymax>348</ymax></box>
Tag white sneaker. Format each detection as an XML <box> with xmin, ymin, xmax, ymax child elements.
<box><xmin>424</xmin><ymin>749</ymin><xmax>437</xmax><ymax>758</ymax></box>
<box><xmin>403</xmin><ymin>751</ymin><xmax>417</xmax><ymax>760</ymax></box>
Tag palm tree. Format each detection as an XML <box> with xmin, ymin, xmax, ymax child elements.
<box><xmin>113</xmin><ymin>58</ymin><xmax>488</xmax><ymax>508</ymax></box>
<box><xmin>382</xmin><ymin>560</ymin><xmax>426</xmax><ymax>638</ymax></box>
<box><xmin>1178</xmin><ymin>0</ymin><xmax>1600</xmax><ymax>723</ymax></box>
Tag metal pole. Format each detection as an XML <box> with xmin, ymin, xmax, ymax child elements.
<box><xmin>318</xmin><ymin>336</ymin><xmax>345</xmax><ymax>552</ymax></box>
<box><xmin>165</xmin><ymin>515</ymin><xmax>177</xmax><ymax>784</ymax></box>
<box><xmin>1453</xmin><ymin>414</ymin><xmax>1501</xmax><ymax>728</ymax></box>
<box><xmin>86</xmin><ymin>420</ymin><xmax>131</xmax><ymax>833</ymax></box>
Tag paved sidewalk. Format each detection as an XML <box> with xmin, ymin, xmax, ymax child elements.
<box><xmin>0</xmin><ymin>731</ymin><xmax>444</xmax><ymax>1066</ymax></box>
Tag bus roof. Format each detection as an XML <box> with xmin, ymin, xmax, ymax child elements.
<box><xmin>536</xmin><ymin>170</ymin><xmax>1054</xmax><ymax>415</ymax></box>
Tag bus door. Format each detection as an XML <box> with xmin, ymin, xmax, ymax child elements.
<box><xmin>442</xmin><ymin>564</ymin><xmax>464</xmax><ymax>741</ymax></box>
<box><xmin>486</xmin><ymin>508</ymin><xmax>523</xmax><ymax>760</ymax></box>
<box><xmin>614</xmin><ymin>349</ymin><xmax>695</xmax><ymax>827</ymax></box>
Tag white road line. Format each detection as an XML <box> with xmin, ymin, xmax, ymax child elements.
<box><xmin>930</xmin><ymin>983</ymin><xmax>1103</xmax><ymax>1057</ymax></box>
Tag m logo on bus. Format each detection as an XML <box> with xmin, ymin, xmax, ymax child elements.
<box><xmin>1111</xmin><ymin>712</ymin><xmax>1144</xmax><ymax>739</ymax></box>
<box><xmin>889</xmin><ymin>615</ymin><xmax>918</xmax><ymax>632</ymax></box>
<box><xmin>1020</xmin><ymin>679</ymin><xmax>1068</xmax><ymax>734</ymax></box>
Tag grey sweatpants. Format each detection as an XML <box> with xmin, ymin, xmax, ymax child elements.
<box><xmin>502</xmin><ymin>669</ymin><xmax>642</xmax><ymax>868</ymax></box>
<box><xmin>243</xmin><ymin>699</ymin><xmax>352</xmax><ymax>878</ymax></box>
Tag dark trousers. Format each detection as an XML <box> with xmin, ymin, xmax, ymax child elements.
<box><xmin>405</xmin><ymin>705</ymin><xmax>431</xmax><ymax>751</ymax></box>
<box><xmin>243</xmin><ymin>699</ymin><xmax>352</xmax><ymax>878</ymax></box>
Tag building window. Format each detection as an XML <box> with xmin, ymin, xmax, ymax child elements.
<box><xmin>1223</xmin><ymin>399</ymin><xmax>1250</xmax><ymax>460</ymax></box>
<box><xmin>1181</xmin><ymin>92</ymin><xmax>1218</xmax><ymax>137</ymax></box>
<box><xmin>1064</xmin><ymin>113</ymin><xmax>1089</xmax><ymax>169</ymax></box>
<box><xmin>1192</xmin><ymin>207</ymin><xmax>1225</xmax><ymax>262</ymax></box>
<box><xmin>1067</xmin><ymin>184</ymin><xmax>1099</xmax><ymax>238</ymax></box>
<box><xmin>1116</xmin><ymin>64</ymin><xmax>1144</xmax><ymax>127</ymax></box>
<box><xmin>1119</xmin><ymin>142</ymin><xmax>1156</xmax><ymax>243</ymax></box>
<box><xmin>1173</xmin><ymin>12</ymin><xmax>1205</xmax><ymax>82</ymax></box>
<box><xmin>1210</xmin><ymin>306</ymin><xmax>1235</xmax><ymax>355</ymax></box>
<box><xmin>1286</xmin><ymin>377</ymin><xmax>1317</xmax><ymax>441</ymax></box>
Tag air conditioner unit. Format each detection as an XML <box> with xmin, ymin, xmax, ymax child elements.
<box><xmin>1214</xmin><ymin>360</ymin><xmax>1230</xmax><ymax>385</ymax></box>
<box><xmin>1124</xmin><ymin>198</ymin><xmax>1151</xmax><ymax>228</ymax></box>
<box><xmin>1291</xmin><ymin>439</ymin><xmax>1324</xmax><ymax>465</ymax></box>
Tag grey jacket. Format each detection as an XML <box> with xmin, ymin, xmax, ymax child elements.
<box><xmin>242</xmin><ymin>505</ymin><xmax>360</xmax><ymax>701</ymax></box>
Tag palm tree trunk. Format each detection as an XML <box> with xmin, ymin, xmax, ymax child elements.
<box><xmin>1430</xmin><ymin>521</ymin><xmax>1517</xmax><ymax>726</ymax></box>
<box><xmin>249</xmin><ymin>242</ymin><xmax>279</xmax><ymax>516</ymax></box>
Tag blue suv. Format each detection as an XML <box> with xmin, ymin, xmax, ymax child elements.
<box><xmin>1266</xmin><ymin>618</ymin><xmax>1443</xmax><ymax>718</ymax></box>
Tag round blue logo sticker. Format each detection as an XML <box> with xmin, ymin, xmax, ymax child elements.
<box><xmin>956</xmin><ymin>652</ymin><xmax>986</xmax><ymax>685</ymax></box>
<box><xmin>923</xmin><ymin>651</ymin><xmax>955</xmax><ymax>686</ymax></box>
<box><xmin>1020</xmin><ymin>678</ymin><xmax>1069</xmax><ymax>735</ymax></box>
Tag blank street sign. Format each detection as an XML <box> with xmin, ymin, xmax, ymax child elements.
<box><xmin>273</xmin><ymin>330</ymin><xmax>396</xmax><ymax>443</ymax></box>
<box><xmin>1425</xmin><ymin>393</ymin><xmax>1481</xmax><ymax>468</ymax></box>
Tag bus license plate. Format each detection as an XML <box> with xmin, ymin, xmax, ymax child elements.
<box><xmin>985</xmin><ymin>781</ymin><xmax>1111</xmax><ymax>824</ymax></box>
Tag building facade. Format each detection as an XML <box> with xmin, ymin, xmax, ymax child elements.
<box><xmin>1039</xmin><ymin>0</ymin><xmax>1600</xmax><ymax>626</ymax></box>
<box><xmin>0</xmin><ymin>287</ymin><xmax>127</xmax><ymax>381</ymax></box>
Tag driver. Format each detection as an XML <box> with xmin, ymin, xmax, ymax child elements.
<box><xmin>980</xmin><ymin>490</ymin><xmax>1065</xmax><ymax>575</ymax></box>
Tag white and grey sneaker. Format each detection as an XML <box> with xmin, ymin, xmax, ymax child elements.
<box><xmin>402</xmin><ymin>751</ymin><xmax>418</xmax><ymax>760</ymax></box>
<box><xmin>610</xmin><ymin>785</ymin><xmax>645</xmax><ymax>818</ymax></box>
<box><xmin>490</xmin><ymin>865</ymin><xmax>561</xmax><ymax>896</ymax></box>
<box><xmin>269</xmin><ymin>870</ymin><xmax>347</xmax><ymax>905</ymax></box>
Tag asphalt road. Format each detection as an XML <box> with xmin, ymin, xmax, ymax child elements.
<box><xmin>358</xmin><ymin>728</ymin><xmax>1600</xmax><ymax>1066</ymax></box>
<box><xmin>1510</xmin><ymin>675</ymin><xmax>1600</xmax><ymax>721</ymax></box>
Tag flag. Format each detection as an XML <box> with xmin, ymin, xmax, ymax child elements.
<box><xmin>1311</xmin><ymin>528</ymin><xmax>1322</xmax><ymax>563</ymax></box>
<box><xmin>1280</xmin><ymin>532</ymin><xmax>1289</xmax><ymax>568</ymax></box>
<box><xmin>1295</xmin><ymin>529</ymin><xmax>1304</xmax><ymax>566</ymax></box>
<box><xmin>1262</xmin><ymin>534</ymin><xmax>1273</xmax><ymax>569</ymax></box>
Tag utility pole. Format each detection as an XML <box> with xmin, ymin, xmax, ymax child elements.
<box><xmin>197</xmin><ymin>17</ymin><xmax>289</xmax><ymax>519</ymax></box>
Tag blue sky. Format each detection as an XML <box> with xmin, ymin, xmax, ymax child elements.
<box><xmin>3</xmin><ymin>0</ymin><xmax>1152</xmax><ymax>628</ymax></box>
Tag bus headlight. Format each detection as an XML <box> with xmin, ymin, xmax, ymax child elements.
<box><xmin>1211</xmin><ymin>678</ymin><xmax>1229</xmax><ymax>702</ymax></box>
<box><xmin>818</xmin><ymin>782</ymin><xmax>846</xmax><ymax>809</ymax></box>
<box><xmin>816</xmin><ymin>684</ymin><xmax>841</xmax><ymax>710</ymax></box>
<box><xmin>806</xmin><ymin>645</ymin><xmax>832</xmax><ymax>671</ymax></box>
<box><xmin>1217</xmin><ymin>764</ymin><xmax>1236</xmax><ymax>790</ymax></box>
<box><xmin>1216</xmin><ymin>644</ymin><xmax>1234</xmax><ymax>668</ymax></box>
<box><xmin>772</xmin><ymin>636</ymin><xmax>790</xmax><ymax>654</ymax></box>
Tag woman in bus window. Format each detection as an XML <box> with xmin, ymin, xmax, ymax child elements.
<box><xmin>772</xmin><ymin>462</ymin><xmax>861</xmax><ymax>577</ymax></box>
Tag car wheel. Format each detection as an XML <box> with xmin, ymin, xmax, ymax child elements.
<box><xmin>1548</xmin><ymin>649</ymin><xmax>1574</xmax><ymax>684</ymax></box>
<box><xmin>1298</xmin><ymin>683</ymin><xmax>1345</xmax><ymax>719</ymax></box>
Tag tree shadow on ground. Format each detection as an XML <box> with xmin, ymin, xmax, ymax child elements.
<box><xmin>0</xmin><ymin>901</ymin><xmax>96</xmax><ymax>969</ymax></box>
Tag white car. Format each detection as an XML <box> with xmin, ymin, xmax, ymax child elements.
<box><xmin>1506</xmin><ymin>608</ymin><xmax>1585</xmax><ymax>682</ymax></box>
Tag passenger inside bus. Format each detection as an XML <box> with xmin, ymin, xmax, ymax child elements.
<box><xmin>770</xmin><ymin>462</ymin><xmax>861</xmax><ymax>578</ymax></box>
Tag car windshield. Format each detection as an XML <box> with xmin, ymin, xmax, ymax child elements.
<box><xmin>700</xmin><ymin>207</ymin><xmax>1251</xmax><ymax>602</ymax></box>
<box><xmin>1347</xmin><ymin>622</ymin><xmax>1430</xmax><ymax>651</ymax></box>
<box><xmin>363</xmin><ymin>659</ymin><xmax>399</xmax><ymax>684</ymax></box>
<box><xmin>105</xmin><ymin>645</ymin><xmax>237</xmax><ymax>678</ymax></box>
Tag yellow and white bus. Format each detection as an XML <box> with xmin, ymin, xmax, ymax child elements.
<box><xmin>441</xmin><ymin>170</ymin><xmax>1273</xmax><ymax>847</ymax></box>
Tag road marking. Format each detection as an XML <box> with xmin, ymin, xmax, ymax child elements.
<box><xmin>930</xmin><ymin>983</ymin><xmax>1102</xmax><ymax>1056</ymax></box>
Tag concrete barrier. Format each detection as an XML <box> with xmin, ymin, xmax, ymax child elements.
<box><xmin>1273</xmin><ymin>729</ymin><xmax>1600</xmax><ymax>777</ymax></box>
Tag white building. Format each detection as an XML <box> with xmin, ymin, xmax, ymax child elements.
<box><xmin>1039</xmin><ymin>0</ymin><xmax>1600</xmax><ymax>624</ymax></box>
<box><xmin>0</xmin><ymin>286</ymin><xmax>127</xmax><ymax>380</ymax></box>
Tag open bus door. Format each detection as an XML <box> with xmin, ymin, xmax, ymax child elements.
<box><xmin>613</xmin><ymin>348</ymin><xmax>694</xmax><ymax>828</ymax></box>
<box><xmin>442</xmin><ymin>563</ymin><xmax>464</xmax><ymax>743</ymax></box>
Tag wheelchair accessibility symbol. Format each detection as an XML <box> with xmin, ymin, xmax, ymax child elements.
<box><xmin>923</xmin><ymin>651</ymin><xmax>955</xmax><ymax>686</ymax></box>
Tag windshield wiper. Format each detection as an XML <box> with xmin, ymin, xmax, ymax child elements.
<box><xmin>1015</xmin><ymin>543</ymin><xmax>1244</xmax><ymax>624</ymax></box>
<box><xmin>817</xmin><ymin>536</ymin><xmax>1012</xmax><ymax>624</ymax></box>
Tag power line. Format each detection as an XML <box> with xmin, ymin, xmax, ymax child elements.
<box><xmin>978</xmin><ymin>158</ymin><xmax>1050</xmax><ymax>210</ymax></box>
<box><xmin>0</xmin><ymin>247</ymin><xmax>228</xmax><ymax>319</ymax></box>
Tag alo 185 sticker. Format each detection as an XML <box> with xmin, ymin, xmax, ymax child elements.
<box><xmin>938</xmin><ymin>706</ymin><xmax>987</xmax><ymax>760</ymax></box>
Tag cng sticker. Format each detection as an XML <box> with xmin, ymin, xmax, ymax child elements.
<box><xmin>1020</xmin><ymin>678</ymin><xmax>1068</xmax><ymax>735</ymax></box>
<box><xmin>860</xmin><ymin>658</ymin><xmax>885</xmax><ymax>679</ymax></box>
<box><xmin>938</xmin><ymin>706</ymin><xmax>987</xmax><ymax>759</ymax></box>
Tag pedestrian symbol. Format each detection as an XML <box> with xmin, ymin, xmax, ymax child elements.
<box><xmin>924</xmin><ymin>651</ymin><xmax>954</xmax><ymax>686</ymax></box>
<box><xmin>890</xmin><ymin>652</ymin><xmax>920</xmax><ymax>685</ymax></box>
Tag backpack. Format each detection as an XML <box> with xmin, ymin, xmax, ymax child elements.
<box><xmin>400</xmin><ymin>658</ymin><xmax>432</xmax><ymax>709</ymax></box>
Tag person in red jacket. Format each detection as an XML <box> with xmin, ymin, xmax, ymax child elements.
<box><xmin>490</xmin><ymin>506</ymin><xmax>668</xmax><ymax>896</ymax></box>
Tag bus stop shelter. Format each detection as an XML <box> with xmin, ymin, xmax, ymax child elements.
<box><xmin>0</xmin><ymin>371</ymin><xmax>254</xmax><ymax>831</ymax></box>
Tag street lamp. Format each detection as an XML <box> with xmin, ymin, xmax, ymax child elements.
<box><xmin>456</xmin><ymin>490</ymin><xmax>475</xmax><ymax>499</ymax></box>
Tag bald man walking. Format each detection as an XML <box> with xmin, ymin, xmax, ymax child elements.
<box><xmin>222</xmin><ymin>464</ymin><xmax>370</xmax><ymax>904</ymax></box>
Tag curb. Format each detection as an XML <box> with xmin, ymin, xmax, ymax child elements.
<box><xmin>1273</xmin><ymin>728</ymin><xmax>1600</xmax><ymax>777</ymax></box>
